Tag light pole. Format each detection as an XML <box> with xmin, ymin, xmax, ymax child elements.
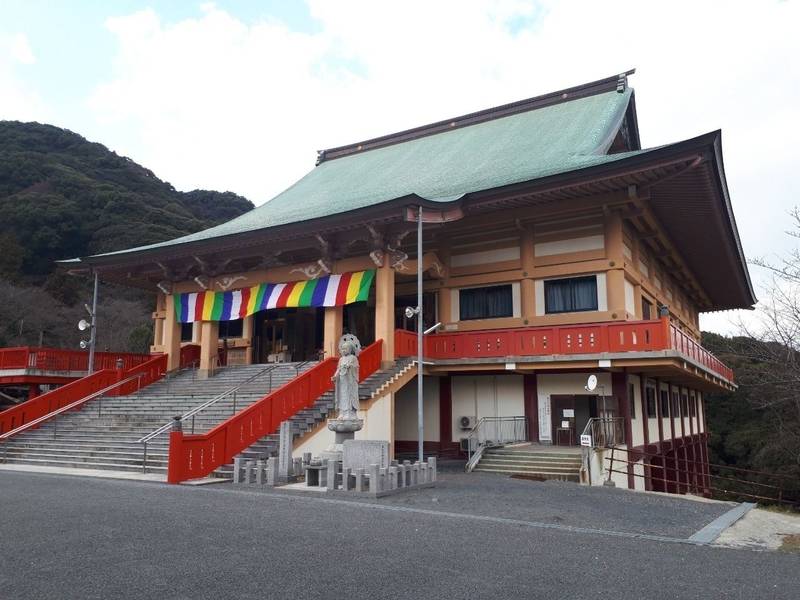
<box><xmin>79</xmin><ymin>271</ymin><xmax>99</xmax><ymax>374</ymax></box>
<box><xmin>416</xmin><ymin>205</ymin><xmax>424</xmax><ymax>463</ymax></box>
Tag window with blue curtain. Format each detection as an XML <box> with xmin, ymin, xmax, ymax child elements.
<box><xmin>459</xmin><ymin>285</ymin><xmax>513</xmax><ymax>320</ymax></box>
<box><xmin>544</xmin><ymin>276</ymin><xmax>598</xmax><ymax>314</ymax></box>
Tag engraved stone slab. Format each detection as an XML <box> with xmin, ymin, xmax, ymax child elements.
<box><xmin>343</xmin><ymin>440</ymin><xmax>390</xmax><ymax>473</ymax></box>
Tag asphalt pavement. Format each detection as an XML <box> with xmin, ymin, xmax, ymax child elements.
<box><xmin>1</xmin><ymin>470</ymin><xmax>797</xmax><ymax>600</ymax></box>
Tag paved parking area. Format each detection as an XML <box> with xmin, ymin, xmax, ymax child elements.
<box><xmin>1</xmin><ymin>471</ymin><xmax>797</xmax><ymax>600</ymax></box>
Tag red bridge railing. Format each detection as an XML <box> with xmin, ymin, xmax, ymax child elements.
<box><xmin>395</xmin><ymin>317</ymin><xmax>733</xmax><ymax>382</ymax></box>
<box><xmin>0</xmin><ymin>346</ymin><xmax>152</xmax><ymax>373</ymax></box>
<box><xmin>167</xmin><ymin>340</ymin><xmax>383</xmax><ymax>483</ymax></box>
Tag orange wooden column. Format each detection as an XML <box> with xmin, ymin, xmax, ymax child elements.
<box><xmin>163</xmin><ymin>294</ymin><xmax>182</xmax><ymax>371</ymax></box>
<box><xmin>605</xmin><ymin>211</ymin><xmax>626</xmax><ymax>320</ymax></box>
<box><xmin>323</xmin><ymin>306</ymin><xmax>343</xmax><ymax>359</ymax></box>
<box><xmin>374</xmin><ymin>260</ymin><xmax>395</xmax><ymax>366</ymax></box>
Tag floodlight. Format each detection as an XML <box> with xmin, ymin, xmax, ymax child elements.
<box><xmin>78</xmin><ymin>319</ymin><xmax>90</xmax><ymax>331</ymax></box>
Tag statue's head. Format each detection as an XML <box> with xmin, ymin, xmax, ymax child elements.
<box><xmin>337</xmin><ymin>333</ymin><xmax>361</xmax><ymax>357</ymax></box>
<box><xmin>340</xmin><ymin>341</ymin><xmax>356</xmax><ymax>356</ymax></box>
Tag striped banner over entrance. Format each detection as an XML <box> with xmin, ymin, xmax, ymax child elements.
<box><xmin>173</xmin><ymin>270</ymin><xmax>375</xmax><ymax>323</ymax></box>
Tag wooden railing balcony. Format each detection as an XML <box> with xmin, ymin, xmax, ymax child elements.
<box><xmin>0</xmin><ymin>346</ymin><xmax>152</xmax><ymax>374</ymax></box>
<box><xmin>395</xmin><ymin>317</ymin><xmax>734</xmax><ymax>382</ymax></box>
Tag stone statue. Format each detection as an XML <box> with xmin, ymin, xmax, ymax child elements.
<box><xmin>332</xmin><ymin>334</ymin><xmax>361</xmax><ymax>420</ymax></box>
<box><xmin>324</xmin><ymin>334</ymin><xmax>363</xmax><ymax>460</ymax></box>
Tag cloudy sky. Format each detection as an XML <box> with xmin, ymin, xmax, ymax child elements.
<box><xmin>1</xmin><ymin>0</ymin><xmax>798</xmax><ymax>333</ymax></box>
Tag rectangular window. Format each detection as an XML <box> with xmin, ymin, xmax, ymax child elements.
<box><xmin>219</xmin><ymin>318</ymin><xmax>244</xmax><ymax>339</ymax></box>
<box><xmin>459</xmin><ymin>285</ymin><xmax>513</xmax><ymax>321</ymax></box>
<box><xmin>671</xmin><ymin>391</ymin><xmax>680</xmax><ymax>417</ymax></box>
<box><xmin>645</xmin><ymin>386</ymin><xmax>657</xmax><ymax>419</ymax></box>
<box><xmin>641</xmin><ymin>298</ymin><xmax>653</xmax><ymax>320</ymax></box>
<box><xmin>681</xmin><ymin>394</ymin><xmax>689</xmax><ymax>416</ymax></box>
<box><xmin>689</xmin><ymin>394</ymin><xmax>697</xmax><ymax>417</ymax></box>
<box><xmin>544</xmin><ymin>276</ymin><xmax>598</xmax><ymax>314</ymax></box>
<box><xmin>628</xmin><ymin>383</ymin><xmax>636</xmax><ymax>419</ymax></box>
<box><xmin>660</xmin><ymin>389</ymin><xmax>670</xmax><ymax>417</ymax></box>
<box><xmin>180</xmin><ymin>322</ymin><xmax>193</xmax><ymax>342</ymax></box>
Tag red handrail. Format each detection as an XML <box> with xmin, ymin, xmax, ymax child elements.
<box><xmin>395</xmin><ymin>317</ymin><xmax>733</xmax><ymax>382</ymax></box>
<box><xmin>167</xmin><ymin>340</ymin><xmax>384</xmax><ymax>483</ymax></box>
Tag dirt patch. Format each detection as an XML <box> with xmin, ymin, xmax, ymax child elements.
<box><xmin>779</xmin><ymin>533</ymin><xmax>800</xmax><ymax>553</ymax></box>
<box><xmin>716</xmin><ymin>507</ymin><xmax>800</xmax><ymax>551</ymax></box>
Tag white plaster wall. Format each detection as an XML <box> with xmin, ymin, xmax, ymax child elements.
<box><xmin>451</xmin><ymin>246</ymin><xmax>520</xmax><ymax>267</ymax></box>
<box><xmin>536</xmin><ymin>373</ymin><xmax>611</xmax><ymax>442</ymax></box>
<box><xmin>697</xmin><ymin>392</ymin><xmax>705</xmax><ymax>433</ymax></box>
<box><xmin>534</xmin><ymin>234</ymin><xmax>604</xmax><ymax>257</ymax></box>
<box><xmin>394</xmin><ymin>376</ymin><xmax>440</xmax><ymax>442</ymax></box>
<box><xmin>585</xmin><ymin>446</ymin><xmax>634</xmax><ymax>489</ymax></box>
<box><xmin>294</xmin><ymin>392</ymin><xmax>396</xmax><ymax>459</ymax></box>
<box><xmin>451</xmin><ymin>374</ymin><xmax>524</xmax><ymax>443</ymax></box>
<box><xmin>629</xmin><ymin>374</ymin><xmax>644</xmax><ymax>448</ymax></box>
<box><xmin>624</xmin><ymin>279</ymin><xmax>635</xmax><ymax>315</ymax></box>
<box><xmin>632</xmin><ymin>459</ymin><xmax>646</xmax><ymax>491</ymax></box>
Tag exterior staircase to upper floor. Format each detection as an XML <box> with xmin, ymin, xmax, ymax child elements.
<box><xmin>215</xmin><ymin>356</ymin><xmax>416</xmax><ymax>478</ymax></box>
<box><xmin>0</xmin><ymin>362</ymin><xmax>316</xmax><ymax>476</ymax></box>
<box><xmin>473</xmin><ymin>445</ymin><xmax>582</xmax><ymax>482</ymax></box>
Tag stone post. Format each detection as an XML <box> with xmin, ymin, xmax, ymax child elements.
<box><xmin>355</xmin><ymin>468</ymin><xmax>365</xmax><ymax>493</ymax></box>
<box><xmin>266</xmin><ymin>457</ymin><xmax>278</xmax><ymax>486</ymax></box>
<box><xmin>233</xmin><ymin>456</ymin><xmax>243</xmax><ymax>484</ymax></box>
<box><xmin>368</xmin><ymin>464</ymin><xmax>379</xmax><ymax>494</ymax></box>
<box><xmin>326</xmin><ymin>459</ymin><xmax>338</xmax><ymax>491</ymax></box>
<box><xmin>428</xmin><ymin>457</ymin><xmax>437</xmax><ymax>482</ymax></box>
<box><xmin>278</xmin><ymin>420</ymin><xmax>292</xmax><ymax>481</ymax></box>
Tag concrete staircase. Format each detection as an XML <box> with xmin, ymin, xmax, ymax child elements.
<box><xmin>473</xmin><ymin>446</ymin><xmax>582</xmax><ymax>482</ymax></box>
<box><xmin>216</xmin><ymin>357</ymin><xmax>415</xmax><ymax>477</ymax></box>
<box><xmin>0</xmin><ymin>362</ymin><xmax>315</xmax><ymax>477</ymax></box>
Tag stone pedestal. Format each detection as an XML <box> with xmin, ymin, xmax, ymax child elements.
<box><xmin>321</xmin><ymin>418</ymin><xmax>363</xmax><ymax>462</ymax></box>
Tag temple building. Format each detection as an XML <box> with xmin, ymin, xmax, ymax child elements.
<box><xmin>45</xmin><ymin>70</ymin><xmax>752</xmax><ymax>491</ymax></box>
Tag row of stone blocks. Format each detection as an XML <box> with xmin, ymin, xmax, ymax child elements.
<box><xmin>232</xmin><ymin>455</ymin><xmax>303</xmax><ymax>486</ymax></box>
<box><xmin>304</xmin><ymin>457</ymin><xmax>437</xmax><ymax>497</ymax></box>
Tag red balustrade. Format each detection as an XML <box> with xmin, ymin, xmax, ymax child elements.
<box><xmin>395</xmin><ymin>318</ymin><xmax>733</xmax><ymax>382</ymax></box>
<box><xmin>0</xmin><ymin>346</ymin><xmax>152</xmax><ymax>373</ymax></box>
<box><xmin>167</xmin><ymin>340</ymin><xmax>384</xmax><ymax>483</ymax></box>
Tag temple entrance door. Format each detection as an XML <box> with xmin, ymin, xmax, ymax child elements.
<box><xmin>252</xmin><ymin>307</ymin><xmax>324</xmax><ymax>363</ymax></box>
<box><xmin>551</xmin><ymin>395</ymin><xmax>598</xmax><ymax>446</ymax></box>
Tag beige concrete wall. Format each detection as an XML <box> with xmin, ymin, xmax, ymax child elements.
<box><xmin>451</xmin><ymin>374</ymin><xmax>524</xmax><ymax>443</ymax></box>
<box><xmin>394</xmin><ymin>376</ymin><xmax>440</xmax><ymax>442</ymax></box>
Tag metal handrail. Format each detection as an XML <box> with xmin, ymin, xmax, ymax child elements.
<box><xmin>138</xmin><ymin>360</ymin><xmax>314</xmax><ymax>472</ymax></box>
<box><xmin>0</xmin><ymin>373</ymin><xmax>145</xmax><ymax>452</ymax></box>
<box><xmin>580</xmin><ymin>417</ymin><xmax>626</xmax><ymax>485</ymax></box>
<box><xmin>464</xmin><ymin>416</ymin><xmax>528</xmax><ymax>472</ymax></box>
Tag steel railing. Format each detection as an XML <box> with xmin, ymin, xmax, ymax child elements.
<box><xmin>464</xmin><ymin>416</ymin><xmax>528</xmax><ymax>472</ymax></box>
<box><xmin>580</xmin><ymin>417</ymin><xmax>626</xmax><ymax>484</ymax></box>
<box><xmin>137</xmin><ymin>360</ymin><xmax>312</xmax><ymax>473</ymax></box>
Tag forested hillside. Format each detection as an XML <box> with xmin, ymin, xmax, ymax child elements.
<box><xmin>0</xmin><ymin>121</ymin><xmax>253</xmax><ymax>351</ymax></box>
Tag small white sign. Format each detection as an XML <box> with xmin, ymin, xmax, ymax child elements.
<box><xmin>505</xmin><ymin>362</ymin><xmax>516</xmax><ymax>370</ymax></box>
<box><xmin>561</xmin><ymin>420</ymin><xmax>570</xmax><ymax>429</ymax></box>
<box><xmin>563</xmin><ymin>409</ymin><xmax>575</xmax><ymax>418</ymax></box>
<box><xmin>598</xmin><ymin>359</ymin><xmax>612</xmax><ymax>368</ymax></box>
<box><xmin>580</xmin><ymin>434</ymin><xmax>592</xmax><ymax>447</ymax></box>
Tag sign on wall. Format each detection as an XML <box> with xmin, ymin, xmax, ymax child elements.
<box><xmin>173</xmin><ymin>270</ymin><xmax>375</xmax><ymax>323</ymax></box>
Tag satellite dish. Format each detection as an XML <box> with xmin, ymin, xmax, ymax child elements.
<box><xmin>586</xmin><ymin>374</ymin><xmax>598</xmax><ymax>392</ymax></box>
<box><xmin>78</xmin><ymin>319</ymin><xmax>90</xmax><ymax>331</ymax></box>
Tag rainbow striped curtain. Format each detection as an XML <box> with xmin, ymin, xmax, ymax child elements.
<box><xmin>173</xmin><ymin>270</ymin><xmax>375</xmax><ymax>323</ymax></box>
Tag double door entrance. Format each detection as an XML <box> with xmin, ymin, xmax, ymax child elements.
<box><xmin>551</xmin><ymin>395</ymin><xmax>598</xmax><ymax>446</ymax></box>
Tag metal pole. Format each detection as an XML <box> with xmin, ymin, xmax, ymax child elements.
<box><xmin>88</xmin><ymin>271</ymin><xmax>99</xmax><ymax>374</ymax></box>
<box><xmin>417</xmin><ymin>205</ymin><xmax>424</xmax><ymax>463</ymax></box>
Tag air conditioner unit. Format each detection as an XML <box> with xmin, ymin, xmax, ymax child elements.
<box><xmin>458</xmin><ymin>415</ymin><xmax>476</xmax><ymax>430</ymax></box>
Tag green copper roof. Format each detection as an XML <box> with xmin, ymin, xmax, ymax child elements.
<box><xmin>89</xmin><ymin>88</ymin><xmax>641</xmax><ymax>259</ymax></box>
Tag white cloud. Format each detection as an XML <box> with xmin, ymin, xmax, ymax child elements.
<box><xmin>0</xmin><ymin>32</ymin><xmax>49</xmax><ymax>122</ymax></box>
<box><xmin>85</xmin><ymin>1</ymin><xmax>799</xmax><ymax>334</ymax></box>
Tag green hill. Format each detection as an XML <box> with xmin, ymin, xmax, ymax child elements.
<box><xmin>0</xmin><ymin>121</ymin><xmax>253</xmax><ymax>280</ymax></box>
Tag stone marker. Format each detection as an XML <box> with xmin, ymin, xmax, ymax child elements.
<box><xmin>326</xmin><ymin>459</ymin><xmax>338</xmax><ymax>491</ymax></box>
<box><xmin>292</xmin><ymin>457</ymin><xmax>303</xmax><ymax>480</ymax></box>
<box><xmin>429</xmin><ymin>457</ymin><xmax>437</xmax><ymax>482</ymax></box>
<box><xmin>256</xmin><ymin>459</ymin><xmax>265</xmax><ymax>485</ymax></box>
<box><xmin>233</xmin><ymin>457</ymin><xmax>243</xmax><ymax>484</ymax></box>
<box><xmin>368</xmin><ymin>464</ymin><xmax>379</xmax><ymax>494</ymax></box>
<box><xmin>267</xmin><ymin>456</ymin><xmax>278</xmax><ymax>486</ymax></box>
<box><xmin>388</xmin><ymin>466</ymin><xmax>398</xmax><ymax>490</ymax></box>
<box><xmin>342</xmin><ymin>467</ymin><xmax>352</xmax><ymax>491</ymax></box>
<box><xmin>412</xmin><ymin>463</ymin><xmax>419</xmax><ymax>486</ymax></box>
<box><xmin>355</xmin><ymin>468</ymin><xmax>365</xmax><ymax>493</ymax></box>
<box><xmin>278</xmin><ymin>420</ymin><xmax>292</xmax><ymax>481</ymax></box>
<box><xmin>343</xmin><ymin>440</ymin><xmax>390</xmax><ymax>472</ymax></box>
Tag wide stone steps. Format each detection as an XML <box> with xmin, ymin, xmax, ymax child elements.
<box><xmin>472</xmin><ymin>447</ymin><xmax>582</xmax><ymax>482</ymax></box>
<box><xmin>0</xmin><ymin>362</ymin><xmax>315</xmax><ymax>476</ymax></box>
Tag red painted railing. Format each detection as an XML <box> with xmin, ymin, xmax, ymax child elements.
<box><xmin>167</xmin><ymin>340</ymin><xmax>384</xmax><ymax>483</ymax></box>
<box><xmin>0</xmin><ymin>346</ymin><xmax>151</xmax><ymax>373</ymax></box>
<box><xmin>395</xmin><ymin>318</ymin><xmax>733</xmax><ymax>382</ymax></box>
<box><xmin>0</xmin><ymin>345</ymin><xmax>200</xmax><ymax>436</ymax></box>
<box><xmin>670</xmin><ymin>324</ymin><xmax>734</xmax><ymax>381</ymax></box>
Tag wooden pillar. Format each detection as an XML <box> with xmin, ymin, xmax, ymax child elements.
<box><xmin>523</xmin><ymin>374</ymin><xmax>538</xmax><ymax>443</ymax></box>
<box><xmin>520</xmin><ymin>228</ymin><xmax>536</xmax><ymax>322</ymax></box>
<box><xmin>153</xmin><ymin>294</ymin><xmax>166</xmax><ymax>348</ymax></box>
<box><xmin>605</xmin><ymin>212</ymin><xmax>626</xmax><ymax>320</ymax></box>
<box><xmin>639</xmin><ymin>374</ymin><xmax>651</xmax><ymax>491</ymax></box>
<box><xmin>613</xmin><ymin>371</ymin><xmax>634</xmax><ymax>489</ymax></box>
<box><xmin>163</xmin><ymin>294</ymin><xmax>182</xmax><ymax>371</ymax></box>
<box><xmin>198</xmin><ymin>320</ymin><xmax>219</xmax><ymax>378</ymax></box>
<box><xmin>242</xmin><ymin>316</ymin><xmax>254</xmax><ymax>364</ymax></box>
<box><xmin>654</xmin><ymin>378</ymin><xmax>665</xmax><ymax>492</ymax></box>
<box><xmin>323</xmin><ymin>306</ymin><xmax>343</xmax><ymax>360</ymax></box>
<box><xmin>439</xmin><ymin>375</ymin><xmax>453</xmax><ymax>456</ymax></box>
<box><xmin>374</xmin><ymin>261</ymin><xmax>395</xmax><ymax>367</ymax></box>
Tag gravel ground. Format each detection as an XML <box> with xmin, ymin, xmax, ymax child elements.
<box><xmin>1</xmin><ymin>471</ymin><xmax>798</xmax><ymax>600</ymax></box>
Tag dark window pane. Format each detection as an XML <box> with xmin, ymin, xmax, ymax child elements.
<box><xmin>671</xmin><ymin>391</ymin><xmax>680</xmax><ymax>416</ymax></box>
<box><xmin>660</xmin><ymin>390</ymin><xmax>670</xmax><ymax>417</ymax></box>
<box><xmin>642</xmin><ymin>298</ymin><xmax>652</xmax><ymax>320</ymax></box>
<box><xmin>219</xmin><ymin>318</ymin><xmax>244</xmax><ymax>338</ymax></box>
<box><xmin>645</xmin><ymin>386</ymin><xmax>657</xmax><ymax>419</ymax></box>
<box><xmin>544</xmin><ymin>276</ymin><xmax>598</xmax><ymax>314</ymax></box>
<box><xmin>180</xmin><ymin>322</ymin><xmax>193</xmax><ymax>342</ymax></box>
<box><xmin>459</xmin><ymin>285</ymin><xmax>513</xmax><ymax>320</ymax></box>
